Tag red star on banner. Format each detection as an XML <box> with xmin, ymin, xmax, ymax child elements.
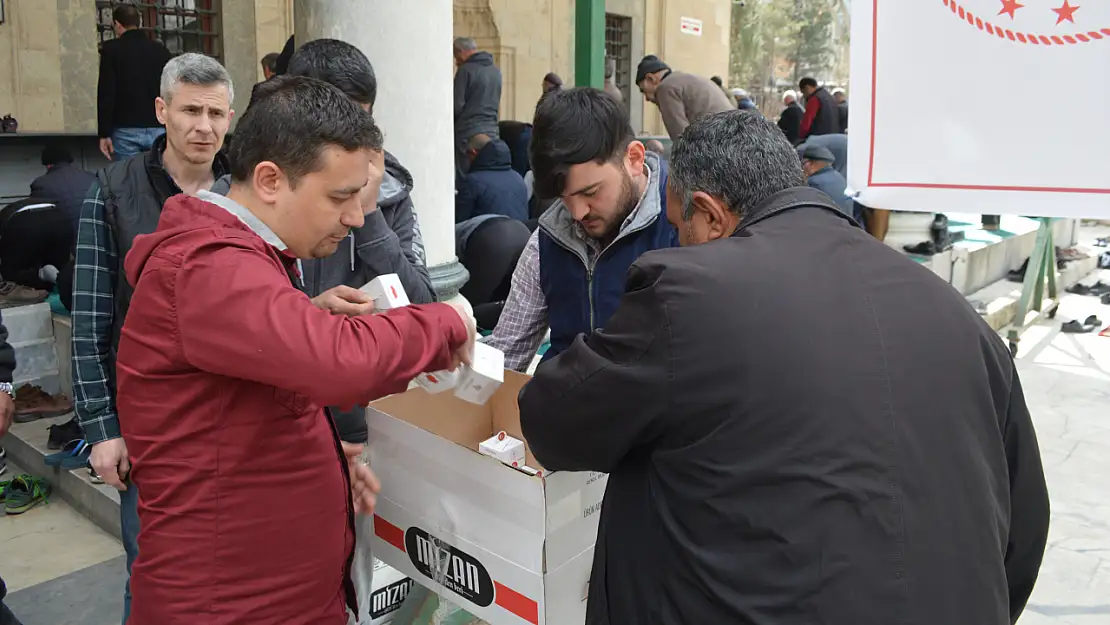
<box><xmin>1052</xmin><ymin>0</ymin><xmax>1080</xmax><ymax>24</ymax></box>
<box><xmin>997</xmin><ymin>0</ymin><xmax>1024</xmax><ymax>19</ymax></box>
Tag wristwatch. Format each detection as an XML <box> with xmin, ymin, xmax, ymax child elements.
<box><xmin>0</xmin><ymin>382</ymin><xmax>13</xmax><ymax>398</ymax></box>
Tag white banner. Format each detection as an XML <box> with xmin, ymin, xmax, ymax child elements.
<box><xmin>848</xmin><ymin>0</ymin><xmax>1110</xmax><ymax>218</ymax></box>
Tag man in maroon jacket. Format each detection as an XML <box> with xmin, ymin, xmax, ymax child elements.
<box><xmin>116</xmin><ymin>75</ymin><xmax>474</xmax><ymax>624</ymax></box>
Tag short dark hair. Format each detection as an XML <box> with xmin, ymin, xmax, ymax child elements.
<box><xmin>670</xmin><ymin>111</ymin><xmax>804</xmax><ymax>220</ymax></box>
<box><xmin>710</xmin><ymin>76</ymin><xmax>723</xmax><ymax>87</ymax></box>
<box><xmin>112</xmin><ymin>5</ymin><xmax>141</xmax><ymax>29</ymax></box>
<box><xmin>228</xmin><ymin>75</ymin><xmax>383</xmax><ymax>185</ymax></box>
<box><xmin>287</xmin><ymin>39</ymin><xmax>377</xmax><ymax>108</ymax></box>
<box><xmin>261</xmin><ymin>53</ymin><xmax>281</xmax><ymax>74</ymax></box>
<box><xmin>799</xmin><ymin>77</ymin><xmax>818</xmax><ymax>90</ymax></box>
<box><xmin>530</xmin><ymin>88</ymin><xmax>634</xmax><ymax>199</ymax></box>
<box><xmin>41</xmin><ymin>146</ymin><xmax>74</xmax><ymax>167</ymax></box>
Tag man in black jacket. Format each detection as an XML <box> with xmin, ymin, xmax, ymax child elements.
<box><xmin>0</xmin><ymin>311</ymin><xmax>19</xmax><ymax>624</ymax></box>
<box><xmin>798</xmin><ymin>76</ymin><xmax>840</xmax><ymax>141</ymax></box>
<box><xmin>30</xmin><ymin>146</ymin><xmax>95</xmax><ymax>233</ymax></box>
<box><xmin>777</xmin><ymin>89</ymin><xmax>804</xmax><ymax>144</ymax></box>
<box><xmin>96</xmin><ymin>5</ymin><xmax>172</xmax><ymax>162</ymax></box>
<box><xmin>453</xmin><ymin>37</ymin><xmax>502</xmax><ymax>174</ymax></box>
<box><xmin>519</xmin><ymin>110</ymin><xmax>1049</xmax><ymax>625</ymax></box>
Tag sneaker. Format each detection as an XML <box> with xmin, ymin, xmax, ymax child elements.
<box><xmin>14</xmin><ymin>384</ymin><xmax>73</xmax><ymax>423</ymax></box>
<box><xmin>4</xmin><ymin>474</ymin><xmax>51</xmax><ymax>514</ymax></box>
<box><xmin>47</xmin><ymin>417</ymin><xmax>83</xmax><ymax>450</ymax></box>
<box><xmin>0</xmin><ymin>476</ymin><xmax>10</xmax><ymax>502</ymax></box>
<box><xmin>0</xmin><ymin>454</ymin><xmax>7</xmax><ymax>478</ymax></box>
<box><xmin>0</xmin><ymin>281</ymin><xmax>48</xmax><ymax>308</ymax></box>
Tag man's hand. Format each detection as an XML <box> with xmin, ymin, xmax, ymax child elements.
<box><xmin>311</xmin><ymin>285</ymin><xmax>375</xmax><ymax>317</ymax></box>
<box><xmin>447</xmin><ymin>302</ymin><xmax>478</xmax><ymax>370</ymax></box>
<box><xmin>0</xmin><ymin>392</ymin><xmax>14</xmax><ymax>439</ymax></box>
<box><xmin>341</xmin><ymin>442</ymin><xmax>381</xmax><ymax>515</ymax></box>
<box><xmin>90</xmin><ymin>438</ymin><xmax>131</xmax><ymax>491</ymax></box>
<box><xmin>360</xmin><ymin>149</ymin><xmax>387</xmax><ymax>215</ymax></box>
<box><xmin>99</xmin><ymin>137</ymin><xmax>114</xmax><ymax>160</ymax></box>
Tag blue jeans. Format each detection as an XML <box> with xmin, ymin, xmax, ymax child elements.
<box><xmin>111</xmin><ymin>127</ymin><xmax>164</xmax><ymax>162</ymax></box>
<box><xmin>120</xmin><ymin>482</ymin><xmax>140</xmax><ymax>625</ymax></box>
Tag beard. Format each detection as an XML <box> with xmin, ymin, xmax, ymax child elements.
<box><xmin>599</xmin><ymin>169</ymin><xmax>639</xmax><ymax>241</ymax></box>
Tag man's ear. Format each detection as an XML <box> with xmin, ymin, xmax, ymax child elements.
<box><xmin>154</xmin><ymin>97</ymin><xmax>168</xmax><ymax>125</ymax></box>
<box><xmin>251</xmin><ymin>161</ymin><xmax>285</xmax><ymax>204</ymax></box>
<box><xmin>691</xmin><ymin>191</ymin><xmax>739</xmax><ymax>241</ymax></box>
<box><xmin>626</xmin><ymin>141</ymin><xmax>647</xmax><ymax>176</ymax></box>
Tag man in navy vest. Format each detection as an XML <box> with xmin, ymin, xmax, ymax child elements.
<box><xmin>483</xmin><ymin>88</ymin><xmax>677</xmax><ymax>371</ymax></box>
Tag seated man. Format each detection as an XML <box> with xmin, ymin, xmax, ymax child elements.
<box><xmin>0</xmin><ymin>199</ymin><xmax>70</xmax><ymax>293</ymax></box>
<box><xmin>800</xmin><ymin>144</ymin><xmax>855</xmax><ymax>219</ymax></box>
<box><xmin>455</xmin><ymin>134</ymin><xmax>529</xmax><ymax>222</ymax></box>
<box><xmin>30</xmin><ymin>146</ymin><xmax>95</xmax><ymax>234</ymax></box>
<box><xmin>456</xmin><ymin>214</ymin><xmax>532</xmax><ymax>330</ymax></box>
<box><xmin>117</xmin><ymin>75</ymin><xmax>474</xmax><ymax>625</ymax></box>
<box><xmin>483</xmin><ymin>88</ymin><xmax>677</xmax><ymax>371</ymax></box>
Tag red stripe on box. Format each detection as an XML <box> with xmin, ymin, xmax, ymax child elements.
<box><xmin>494</xmin><ymin>581</ymin><xmax>539</xmax><ymax>624</ymax></box>
<box><xmin>374</xmin><ymin>515</ymin><xmax>406</xmax><ymax>553</ymax></box>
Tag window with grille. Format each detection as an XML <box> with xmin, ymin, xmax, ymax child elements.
<box><xmin>604</xmin><ymin>14</ymin><xmax>632</xmax><ymax>113</ymax></box>
<box><xmin>95</xmin><ymin>1</ymin><xmax>221</xmax><ymax>59</ymax></box>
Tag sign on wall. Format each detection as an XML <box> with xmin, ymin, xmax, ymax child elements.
<box><xmin>848</xmin><ymin>0</ymin><xmax>1110</xmax><ymax>218</ymax></box>
<box><xmin>680</xmin><ymin>16</ymin><xmax>703</xmax><ymax>36</ymax></box>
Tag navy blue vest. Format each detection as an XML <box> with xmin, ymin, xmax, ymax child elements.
<box><xmin>538</xmin><ymin>160</ymin><xmax>678</xmax><ymax>362</ymax></box>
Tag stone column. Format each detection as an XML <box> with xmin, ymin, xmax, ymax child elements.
<box><xmin>295</xmin><ymin>0</ymin><xmax>469</xmax><ymax>302</ymax></box>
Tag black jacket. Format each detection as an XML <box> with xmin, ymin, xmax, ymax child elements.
<box><xmin>455</xmin><ymin>139</ymin><xmax>528</xmax><ymax>222</ymax></box>
<box><xmin>97</xmin><ymin>29</ymin><xmax>172</xmax><ymax>137</ymax></box>
<box><xmin>520</xmin><ymin>187</ymin><xmax>1049</xmax><ymax>625</ymax></box>
<box><xmin>453</xmin><ymin>51</ymin><xmax>502</xmax><ymax>141</ymax></box>
<box><xmin>0</xmin><ymin>312</ymin><xmax>15</xmax><ymax>385</ymax></box>
<box><xmin>838</xmin><ymin>100</ymin><xmax>850</xmax><ymax>133</ymax></box>
<box><xmin>778</xmin><ymin>101</ymin><xmax>803</xmax><ymax>144</ymax></box>
<box><xmin>801</xmin><ymin>87</ymin><xmax>840</xmax><ymax>140</ymax></box>
<box><xmin>30</xmin><ymin>162</ymin><xmax>96</xmax><ymax>233</ymax></box>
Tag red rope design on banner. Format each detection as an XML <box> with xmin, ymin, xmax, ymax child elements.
<box><xmin>941</xmin><ymin>0</ymin><xmax>1109</xmax><ymax>45</ymax></box>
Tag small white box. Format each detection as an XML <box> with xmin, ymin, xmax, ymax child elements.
<box><xmin>360</xmin><ymin>274</ymin><xmax>410</xmax><ymax>311</ymax></box>
<box><xmin>413</xmin><ymin>369</ymin><xmax>460</xmax><ymax>394</ymax></box>
<box><xmin>453</xmin><ymin>342</ymin><xmax>504</xmax><ymax>405</ymax></box>
<box><xmin>479</xmin><ymin>430</ymin><xmax>525</xmax><ymax>468</ymax></box>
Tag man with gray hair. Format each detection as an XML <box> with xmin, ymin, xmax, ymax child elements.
<box><xmin>453</xmin><ymin>36</ymin><xmax>502</xmax><ymax>174</ymax></box>
<box><xmin>518</xmin><ymin>110</ymin><xmax>1048</xmax><ymax>624</ymax></box>
<box><xmin>72</xmin><ymin>52</ymin><xmax>236</xmax><ymax>624</ymax></box>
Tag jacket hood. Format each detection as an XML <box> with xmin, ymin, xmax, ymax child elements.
<box><xmin>124</xmin><ymin>192</ymin><xmax>289</xmax><ymax>287</ymax></box>
<box><xmin>380</xmin><ymin>150</ymin><xmax>414</xmax><ymax>210</ymax></box>
<box><xmin>465</xmin><ymin>51</ymin><xmax>495</xmax><ymax>67</ymax></box>
<box><xmin>468</xmin><ymin>139</ymin><xmax>512</xmax><ymax>173</ymax></box>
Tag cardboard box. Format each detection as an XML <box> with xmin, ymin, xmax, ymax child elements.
<box><xmin>360</xmin><ymin>274</ymin><xmax>410</xmax><ymax>310</ymax></box>
<box><xmin>368</xmin><ymin>559</ymin><xmax>415</xmax><ymax>624</ymax></box>
<box><xmin>479</xmin><ymin>431</ymin><xmax>525</xmax><ymax>468</ymax></box>
<box><xmin>366</xmin><ymin>371</ymin><xmax>607</xmax><ymax>625</ymax></box>
<box><xmin>453</xmin><ymin>342</ymin><xmax>505</xmax><ymax>405</ymax></box>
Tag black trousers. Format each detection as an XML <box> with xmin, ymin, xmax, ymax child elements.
<box><xmin>460</xmin><ymin>217</ymin><xmax>531</xmax><ymax>306</ymax></box>
<box><xmin>0</xmin><ymin>202</ymin><xmax>73</xmax><ymax>291</ymax></box>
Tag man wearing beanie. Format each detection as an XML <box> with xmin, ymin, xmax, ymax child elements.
<box><xmin>635</xmin><ymin>55</ymin><xmax>734</xmax><ymax>141</ymax></box>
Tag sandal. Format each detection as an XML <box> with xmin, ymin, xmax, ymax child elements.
<box><xmin>44</xmin><ymin>439</ymin><xmax>91</xmax><ymax>470</ymax></box>
<box><xmin>1062</xmin><ymin>316</ymin><xmax>1103</xmax><ymax>334</ymax></box>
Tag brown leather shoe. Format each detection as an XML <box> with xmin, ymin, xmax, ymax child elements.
<box><xmin>0</xmin><ymin>282</ymin><xmax>48</xmax><ymax>308</ymax></box>
<box><xmin>14</xmin><ymin>384</ymin><xmax>74</xmax><ymax>423</ymax></box>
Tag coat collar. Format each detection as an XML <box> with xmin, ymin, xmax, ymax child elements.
<box><xmin>734</xmin><ymin>186</ymin><xmax>855</xmax><ymax>235</ymax></box>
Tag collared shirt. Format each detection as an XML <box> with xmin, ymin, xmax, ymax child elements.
<box><xmin>482</xmin><ymin>170</ymin><xmax>651</xmax><ymax>372</ymax></box>
<box><xmin>72</xmin><ymin>147</ymin><xmax>230</xmax><ymax>444</ymax></box>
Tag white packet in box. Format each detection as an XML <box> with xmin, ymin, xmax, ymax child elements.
<box><xmin>360</xmin><ymin>273</ymin><xmax>410</xmax><ymax>311</ymax></box>
<box><xmin>414</xmin><ymin>369</ymin><xmax>460</xmax><ymax>394</ymax></box>
<box><xmin>479</xmin><ymin>430</ymin><xmax>525</xmax><ymax>467</ymax></box>
<box><xmin>453</xmin><ymin>342</ymin><xmax>504</xmax><ymax>405</ymax></box>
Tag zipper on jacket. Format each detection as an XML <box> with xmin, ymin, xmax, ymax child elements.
<box><xmin>586</xmin><ymin>267</ymin><xmax>596</xmax><ymax>330</ymax></box>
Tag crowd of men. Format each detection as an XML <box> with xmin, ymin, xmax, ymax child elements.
<box><xmin>0</xmin><ymin>5</ymin><xmax>1051</xmax><ymax>625</ymax></box>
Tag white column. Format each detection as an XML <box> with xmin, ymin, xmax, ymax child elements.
<box><xmin>295</xmin><ymin>0</ymin><xmax>469</xmax><ymax>302</ymax></box>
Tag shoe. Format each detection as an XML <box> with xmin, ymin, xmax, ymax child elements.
<box><xmin>4</xmin><ymin>474</ymin><xmax>50</xmax><ymax>514</ymax></box>
<box><xmin>0</xmin><ymin>476</ymin><xmax>10</xmax><ymax>502</ymax></box>
<box><xmin>1061</xmin><ymin>315</ymin><xmax>1103</xmax><ymax>334</ymax></box>
<box><xmin>0</xmin><ymin>281</ymin><xmax>48</xmax><ymax>308</ymax></box>
<box><xmin>1103</xmin><ymin>293</ymin><xmax>1110</xmax><ymax>306</ymax></box>
<box><xmin>47</xmin><ymin>417</ymin><xmax>83</xmax><ymax>450</ymax></box>
<box><xmin>903</xmin><ymin>240</ymin><xmax>937</xmax><ymax>256</ymax></box>
<box><xmin>14</xmin><ymin>384</ymin><xmax>73</xmax><ymax>423</ymax></box>
<box><xmin>0</xmin><ymin>455</ymin><xmax>7</xmax><ymax>478</ymax></box>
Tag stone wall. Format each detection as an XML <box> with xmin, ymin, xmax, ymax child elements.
<box><xmin>0</xmin><ymin>0</ymin><xmax>292</xmax><ymax>134</ymax></box>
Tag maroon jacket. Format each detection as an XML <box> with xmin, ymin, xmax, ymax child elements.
<box><xmin>117</xmin><ymin>193</ymin><xmax>465</xmax><ymax>624</ymax></box>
